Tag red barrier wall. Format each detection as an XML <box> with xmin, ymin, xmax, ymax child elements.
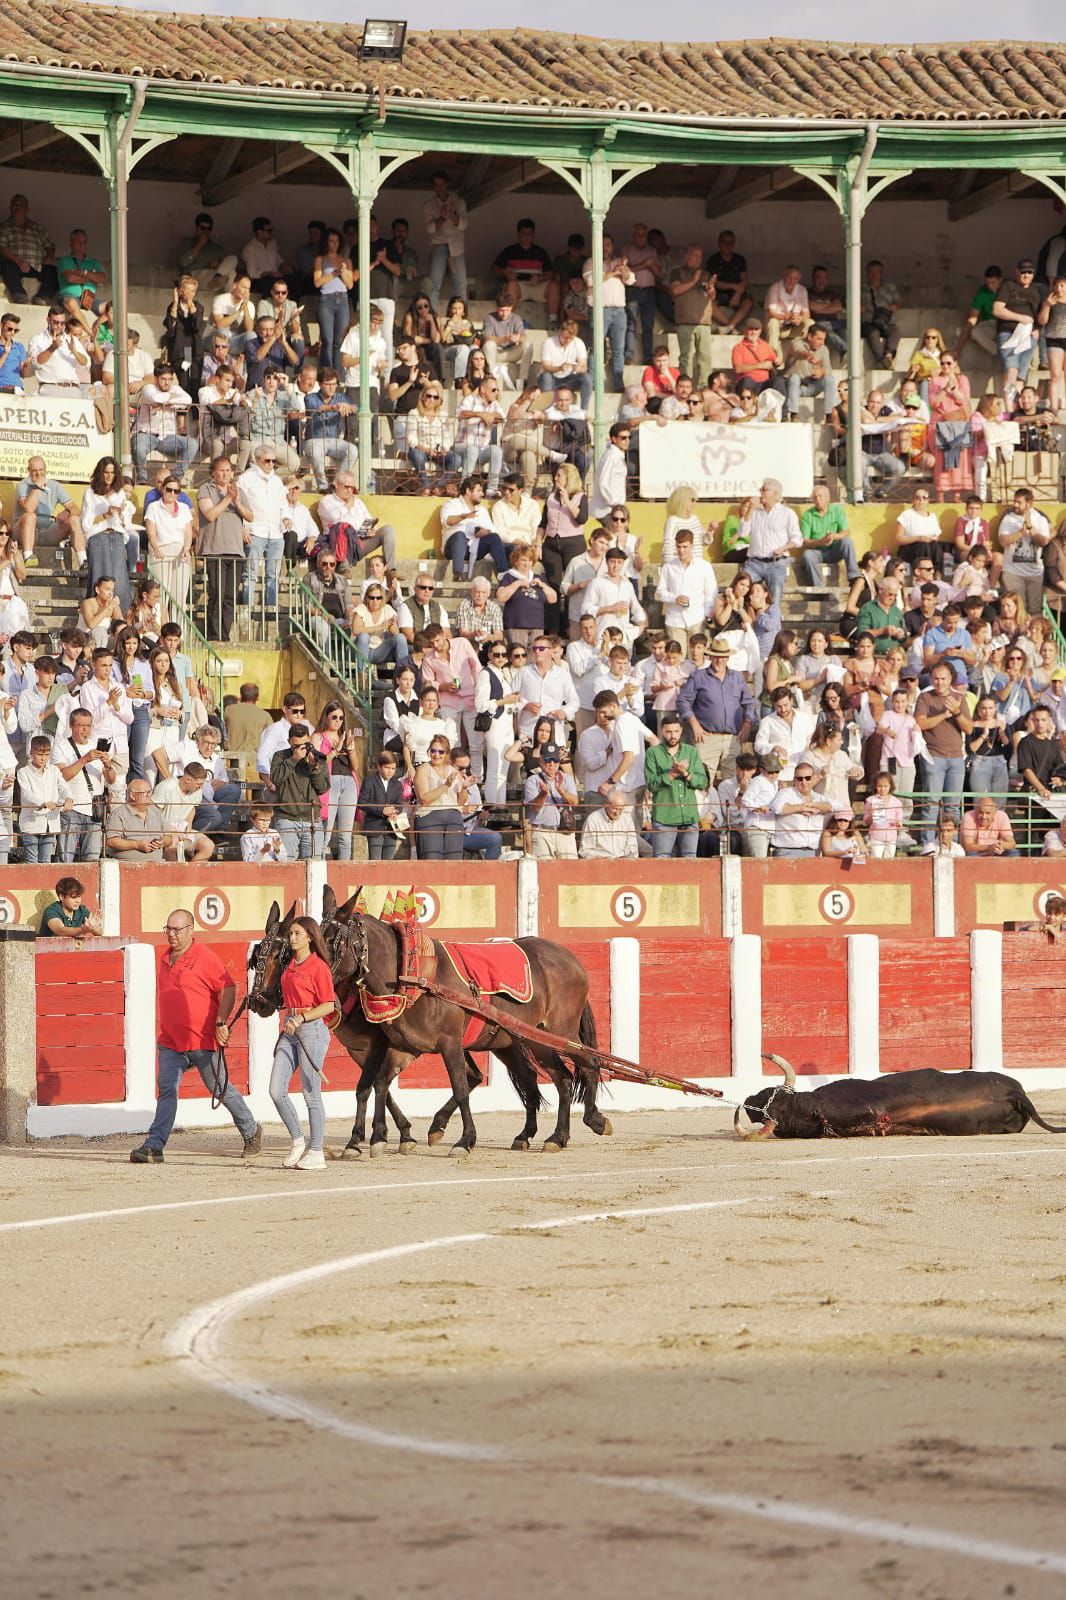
<box><xmin>537</xmin><ymin>859</ymin><xmax>721</xmax><ymax>942</ymax></box>
<box><xmin>955</xmin><ymin>860</ymin><xmax>1066</xmax><ymax>933</ymax></box>
<box><xmin>879</xmin><ymin>938</ymin><xmax>972</xmax><ymax>1072</ymax></box>
<box><xmin>325</xmin><ymin>861</ymin><xmax>518</xmax><ymax>937</ymax></box>
<box><xmin>1002</xmin><ymin>934</ymin><xmax>1066</xmax><ymax>1070</ymax></box>
<box><xmin>36</xmin><ymin>948</ymin><xmax>125</xmax><ymax>1105</ymax></box>
<box><xmin>119</xmin><ymin>864</ymin><xmax>307</xmax><ymax>943</ymax></box>
<box><xmin>761</xmin><ymin>938</ymin><xmax>849</xmax><ymax>1076</ymax></box>
<box><xmin>639</xmin><ymin>937</ymin><xmax>731</xmax><ymax>1077</ymax></box>
<box><xmin>743</xmin><ymin>859</ymin><xmax>934</xmax><ymax>939</ymax></box>
<box><xmin>0</xmin><ymin>867</ymin><xmax>101</xmax><ymax>933</ymax></box>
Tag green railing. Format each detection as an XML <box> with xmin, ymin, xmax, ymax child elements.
<box><xmin>1043</xmin><ymin>598</ymin><xmax>1066</xmax><ymax>665</ymax></box>
<box><xmin>285</xmin><ymin>574</ymin><xmax>373</xmax><ymax>726</ymax></box>
<box><xmin>146</xmin><ymin>559</ymin><xmax>228</xmax><ymax>714</ymax></box>
<box><xmin>867</xmin><ymin>787</ymin><xmax>1061</xmax><ymax>856</ymax></box>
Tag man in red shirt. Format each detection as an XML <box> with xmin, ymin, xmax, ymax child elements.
<box><xmin>730</xmin><ymin>317</ymin><xmax>786</xmax><ymax>401</ymax></box>
<box><xmin>131</xmin><ymin>909</ymin><xmax>261</xmax><ymax>1163</ymax></box>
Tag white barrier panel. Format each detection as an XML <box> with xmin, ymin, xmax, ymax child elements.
<box><xmin>847</xmin><ymin>934</ymin><xmax>880</xmax><ymax>1080</ymax></box>
<box><xmin>0</xmin><ymin>393</ymin><xmax>114</xmax><ymax>482</ymax></box>
<box><xmin>638</xmin><ymin>420</ymin><xmax>814</xmax><ymax>500</ymax></box>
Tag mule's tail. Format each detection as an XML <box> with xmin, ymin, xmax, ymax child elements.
<box><xmin>1017</xmin><ymin>1091</ymin><xmax>1066</xmax><ymax>1133</ymax></box>
<box><xmin>572</xmin><ymin>1002</ymin><xmax>603</xmax><ymax>1107</ymax></box>
<box><xmin>506</xmin><ymin>1057</ymin><xmax>543</xmax><ymax>1113</ymax></box>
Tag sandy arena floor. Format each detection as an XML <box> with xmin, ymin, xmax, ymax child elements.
<box><xmin>3</xmin><ymin>1103</ymin><xmax>1066</xmax><ymax>1599</ymax></box>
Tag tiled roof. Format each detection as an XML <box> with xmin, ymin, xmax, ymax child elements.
<box><xmin>2</xmin><ymin>10</ymin><xmax>1066</xmax><ymax>122</ymax></box>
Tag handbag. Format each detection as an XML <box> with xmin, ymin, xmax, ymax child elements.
<box><xmin>557</xmin><ymin>804</ymin><xmax>578</xmax><ymax>834</ymax></box>
<box><xmin>473</xmin><ymin>711</ymin><xmax>493</xmax><ymax>733</ymax></box>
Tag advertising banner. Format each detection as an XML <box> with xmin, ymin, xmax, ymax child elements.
<box><xmin>638</xmin><ymin>420</ymin><xmax>814</xmax><ymax>500</ymax></box>
<box><xmin>0</xmin><ymin>394</ymin><xmax>113</xmax><ymax>483</ymax></box>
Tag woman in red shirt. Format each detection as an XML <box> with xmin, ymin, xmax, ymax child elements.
<box><xmin>269</xmin><ymin>917</ymin><xmax>336</xmax><ymax>1170</ymax></box>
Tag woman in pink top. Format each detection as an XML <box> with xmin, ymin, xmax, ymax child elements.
<box><xmin>651</xmin><ymin>638</ymin><xmax>686</xmax><ymax>723</ymax></box>
<box><xmin>420</xmin><ymin>621</ymin><xmax>482</xmax><ymax>774</ymax></box>
<box><xmin>928</xmin><ymin>354</ymin><xmax>973</xmax><ymax>498</ymax></box>
<box><xmin>863</xmin><ymin>772</ymin><xmax>905</xmax><ymax>858</ymax></box>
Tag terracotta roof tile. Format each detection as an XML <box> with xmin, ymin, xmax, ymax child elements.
<box><xmin>0</xmin><ymin>10</ymin><xmax>1065</xmax><ymax>122</ymax></box>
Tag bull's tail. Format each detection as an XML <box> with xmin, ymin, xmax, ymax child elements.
<box><xmin>1017</xmin><ymin>1092</ymin><xmax>1066</xmax><ymax>1133</ymax></box>
<box><xmin>571</xmin><ymin>1002</ymin><xmax>605</xmax><ymax>1108</ymax></box>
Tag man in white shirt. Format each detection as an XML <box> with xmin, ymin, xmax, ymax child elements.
<box><xmin>764</xmin><ymin>265</ymin><xmax>812</xmax><ymax>356</ymax></box>
<box><xmin>740</xmin><ymin>477</ymin><xmax>802</xmax><ymax>607</ymax></box>
<box><xmin>22</xmin><ymin>305</ymin><xmax>90</xmax><ymax>394</ymax></box>
<box><xmin>79</xmin><ymin>648</ymin><xmax>133</xmax><ymax>760</ymax></box>
<box><xmin>754</xmin><ymin>687</ymin><xmax>816</xmax><ymax>782</ymax></box>
<box><xmin>256</xmin><ymin>691</ymin><xmax>308</xmax><ymax>787</ymax></box>
<box><xmin>102</xmin><ymin>331</ymin><xmax>154</xmax><ymax>397</ymax></box>
<box><xmin>491</xmin><ymin>475</ymin><xmax>541</xmax><ymax>545</ymax></box>
<box><xmin>314</xmin><ymin>471</ymin><xmax>397</xmax><ymax>571</ymax></box>
<box><xmin>237</xmin><ymin>445</ymin><xmax>287</xmax><ymax>608</ymax></box>
<box><xmin>579</xmin><ymin>787</ymin><xmax>639</xmax><ymax>860</ymax></box>
<box><xmin>513</xmin><ymin>633</ymin><xmax>579</xmax><ymax>740</ymax></box>
<box><xmin>241</xmin><ymin>216</ymin><xmax>288</xmax><ymax>295</ymax></box>
<box><xmin>589</xmin><ymin>421</ymin><xmax>631</xmax><ymax>521</ymax></box>
<box><xmin>591</xmin><ymin>644</ymin><xmax>645</xmax><ymax>720</ymax></box>
<box><xmin>739</xmin><ymin>753</ymin><xmax>782</xmax><ymax>858</ymax></box>
<box><xmin>583</xmin><ymin>234</ymin><xmax>632</xmax><ymax>392</ymax></box>
<box><xmin>440</xmin><ymin>476</ymin><xmax>509</xmax><ymax>579</ymax></box>
<box><xmin>655</xmin><ymin>530</ymin><xmax>719</xmax><ymax>648</ymax></box>
<box><xmin>586</xmin><ymin>545</ymin><xmax>647</xmax><ymax>647</ymax></box>
<box><xmin>576</xmin><ymin>689</ymin><xmax>645</xmax><ymax>835</ymax></box>
<box><xmin>537</xmin><ymin>319</ymin><xmax>592</xmax><ymax>409</ymax></box>
<box><xmin>152</xmin><ymin>766</ymin><xmax>215</xmax><ymax>861</ymax></box>
<box><xmin>771</xmin><ymin>759</ymin><xmax>833</xmax><ymax>856</ymax></box>
<box><xmin>424</xmin><ymin>170</ymin><xmax>468</xmax><ymax>308</ymax></box>
<box><xmin>54</xmin><ymin>706</ymin><xmax>121</xmax><ymax>862</ymax></box>
<box><xmin>133</xmin><ymin>364</ymin><xmax>197</xmax><ymax>484</ymax></box>
<box><xmin>560</xmin><ymin>527</ymin><xmax>610</xmax><ymax>637</ymax></box>
<box><xmin>565</xmin><ymin>613</ymin><xmax>603</xmax><ymax>737</ymax></box>
<box><xmin>447</xmin><ymin>376</ymin><xmax>506</xmax><ymax>495</ymax></box>
<box><xmin>998</xmin><ymin>486</ymin><xmax>1051</xmax><ymax>615</ymax></box>
<box><xmin>212</xmin><ymin>272</ymin><xmax>256</xmax><ymax>351</ymax></box>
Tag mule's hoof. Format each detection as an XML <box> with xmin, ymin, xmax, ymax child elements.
<box><xmin>601</xmin><ymin>1118</ymin><xmax>613</xmax><ymax>1138</ymax></box>
<box><xmin>449</xmin><ymin>1144</ymin><xmax>471</xmax><ymax>1159</ymax></box>
<box><xmin>369</xmin><ymin>1141</ymin><xmax>387</xmax><ymax>1159</ymax></box>
<box><xmin>511</xmin><ymin>1137</ymin><xmax>530</xmax><ymax>1152</ymax></box>
<box><xmin>341</xmin><ymin>1142</ymin><xmax>362</xmax><ymax>1160</ymax></box>
<box><xmin>427</xmin><ymin>1128</ymin><xmax>444</xmax><ymax>1146</ymax></box>
<box><xmin>542</xmin><ymin>1139</ymin><xmax>565</xmax><ymax>1153</ymax></box>
<box><xmin>398</xmin><ymin>1140</ymin><xmax>417</xmax><ymax>1157</ymax></box>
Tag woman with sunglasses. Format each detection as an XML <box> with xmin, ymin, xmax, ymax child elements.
<box><xmin>313</xmin><ymin>228</ymin><xmax>354</xmax><ymax>371</ymax></box>
<box><xmin>351</xmin><ymin>584</ymin><xmax>409</xmax><ymax>668</ymax></box>
<box><xmin>144</xmin><ymin>476</ymin><xmax>194</xmax><ymax>617</ymax></box>
<box><xmin>895</xmin><ymin>488</ymin><xmax>944</xmax><ymax>574</ymax></box>
<box><xmin>474</xmin><ymin>640</ymin><xmax>520</xmax><ymax>803</ymax></box>
<box><xmin>402</xmin><ymin>295</ymin><xmax>443</xmax><ymax>382</ymax></box>
<box><xmin>991</xmin><ymin>645</ymin><xmax>1034</xmax><ymax>730</ymax></box>
<box><xmin>597</xmin><ymin>504</ymin><xmax>645</xmax><ymax>577</ymax></box>
<box><xmin>311</xmin><ymin>700</ymin><xmax>360</xmax><ymax>861</ymax></box>
<box><xmin>406</xmin><ymin>384</ymin><xmax>447</xmax><ymax>490</ymax></box>
<box><xmin>539</xmin><ymin>464</ymin><xmax>588</xmax><ymax>635</ymax></box>
<box><xmin>413</xmin><ymin>736</ymin><xmax>470</xmax><ymax>859</ymax></box>
<box><xmin>0</xmin><ymin>520</ymin><xmax>28</xmax><ymax>640</ymax></box>
<box><xmin>929</xmin><ymin>353</ymin><xmax>974</xmax><ymax>499</ymax></box>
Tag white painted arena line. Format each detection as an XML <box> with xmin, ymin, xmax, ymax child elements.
<box><xmin>6</xmin><ymin>1142</ymin><xmax>1066</xmax><ymax>1236</ymax></box>
<box><xmin>166</xmin><ymin>1195</ymin><xmax>1066</xmax><ymax>1580</ymax></box>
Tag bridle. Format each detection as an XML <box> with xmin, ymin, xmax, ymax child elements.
<box><xmin>247</xmin><ymin>925</ymin><xmax>293</xmax><ymax>1014</ymax></box>
<box><xmin>320</xmin><ymin>910</ymin><xmax>370</xmax><ymax>989</ymax></box>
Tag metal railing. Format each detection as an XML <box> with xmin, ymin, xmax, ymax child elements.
<box><xmin>145</xmin><ymin>558</ymin><xmax>228</xmax><ymax>713</ymax></box>
<box><xmin>1043</xmin><ymin>598</ymin><xmax>1066</xmax><ymax>665</ymax></box>
<box><xmin>286</xmin><ymin>573</ymin><xmax>373</xmax><ymax>723</ymax></box>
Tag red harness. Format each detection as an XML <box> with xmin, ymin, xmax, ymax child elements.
<box><xmin>358</xmin><ymin>920</ymin><xmax>436</xmax><ymax>1026</ymax></box>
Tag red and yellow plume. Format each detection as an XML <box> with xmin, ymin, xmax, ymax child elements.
<box><xmin>381</xmin><ymin>888</ymin><xmax>396</xmax><ymax>923</ymax></box>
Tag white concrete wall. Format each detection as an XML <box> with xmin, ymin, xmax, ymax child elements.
<box><xmin>5</xmin><ymin>162</ymin><xmax>1062</xmax><ymax>301</ymax></box>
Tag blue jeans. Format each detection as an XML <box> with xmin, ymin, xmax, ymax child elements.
<box><xmin>442</xmin><ymin>528</ymin><xmax>509</xmax><ymax>578</ymax></box>
<box><xmin>921</xmin><ymin>754</ymin><xmax>966</xmax><ymax>844</ymax></box>
<box><xmin>277</xmin><ymin>817</ymin><xmax>315</xmax><ymax>860</ymax></box>
<box><xmin>463</xmin><ymin>825</ymin><xmax>502</xmax><ymax>860</ymax></box>
<box><xmin>132</xmin><ymin>430</ymin><xmax>197</xmax><ymax>483</ymax></box>
<box><xmin>786</xmin><ymin>371</ymin><xmax>839</xmax><ymax>416</ymax></box>
<box><xmin>192</xmin><ymin>781</ymin><xmax>241</xmax><ymax>836</ymax></box>
<box><xmin>317</xmin><ymin>292</ymin><xmax>348</xmax><ymax>370</ymax></box>
<box><xmin>625</xmin><ymin>285</ymin><xmax>657</xmax><ymax>364</ymax></box>
<box><xmin>308</xmin><ymin>436</ymin><xmax>358</xmax><ymax>491</ymax></box>
<box><xmin>22</xmin><ymin>833</ymin><xmax>56</xmax><ymax>864</ymax></box>
<box><xmin>243</xmin><ymin>535</ymin><xmax>283</xmax><ymax>606</ymax></box>
<box><xmin>60</xmin><ymin>810</ymin><xmax>102</xmax><ymax>863</ymax></box>
<box><xmin>414</xmin><ymin>807</ymin><xmax>463</xmax><ymax>859</ymax></box>
<box><xmin>444</xmin><ymin>441</ymin><xmax>502</xmax><ymax>494</ymax></box>
<box><xmin>602</xmin><ymin>305</ymin><xmax>627</xmax><ymax>391</ymax></box>
<box><xmin>743</xmin><ymin>554</ymin><xmax>790</xmax><ymax>608</ymax></box>
<box><xmin>269</xmin><ymin>1020</ymin><xmax>329</xmax><ymax>1151</ymax></box>
<box><xmin>862</xmin><ymin>450</ymin><xmax>907</xmax><ymax>496</ymax></box>
<box><xmin>429</xmin><ymin>244</ymin><xmax>467</xmax><ymax>308</ymax></box>
<box><xmin>355</xmin><ymin>633</ymin><xmax>410</xmax><ymax>667</ymax></box>
<box><xmin>651</xmin><ymin>822</ymin><xmax>698</xmax><ymax>858</ymax></box>
<box><xmin>146</xmin><ymin>1046</ymin><xmax>258</xmax><ymax>1151</ymax></box>
<box><xmin>967</xmin><ymin>755</ymin><xmax>1009</xmax><ymax>799</ymax></box>
<box><xmin>799</xmin><ymin>537</ymin><xmax>860</xmax><ymax>586</ymax></box>
<box><xmin>537</xmin><ymin>370</ymin><xmax>594</xmax><ymax>409</ymax></box>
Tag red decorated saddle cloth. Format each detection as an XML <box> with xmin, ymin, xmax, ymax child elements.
<box><xmin>441</xmin><ymin>939</ymin><xmax>534</xmax><ymax>1005</ymax></box>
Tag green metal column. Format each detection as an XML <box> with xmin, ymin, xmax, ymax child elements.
<box><xmin>351</xmin><ymin>134</ymin><xmax>377</xmax><ymax>492</ymax></box>
<box><xmin>587</xmin><ymin>154</ymin><xmax>613</xmax><ymax>464</ymax></box>
<box><xmin>106</xmin><ymin>85</ymin><xmax>146</xmax><ymax>475</ymax></box>
<box><xmin>843</xmin><ymin>182</ymin><xmax>864</xmax><ymax>505</ymax></box>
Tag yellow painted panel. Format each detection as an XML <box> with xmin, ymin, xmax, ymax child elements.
<box><xmin>139</xmin><ymin>882</ymin><xmax>301</xmax><ymax>935</ymax></box>
<box><xmin>557</xmin><ymin>881</ymin><xmax>700</xmax><ymax>929</ymax></box>
<box><xmin>0</xmin><ymin>886</ymin><xmax>57</xmax><ymax>930</ymax></box>
<box><xmin>761</xmin><ymin>880</ymin><xmax>912</xmax><ymax>927</ymax></box>
<box><xmin>336</xmin><ymin>881</ymin><xmax>497</xmax><ymax>929</ymax></box>
<box><xmin>975</xmin><ymin>881</ymin><xmax>1066</xmax><ymax>924</ymax></box>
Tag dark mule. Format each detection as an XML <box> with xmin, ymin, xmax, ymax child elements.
<box><xmin>324</xmin><ymin>892</ymin><xmax>610</xmax><ymax>1156</ymax></box>
<box><xmin>247</xmin><ymin>899</ymin><xmax>419</xmax><ymax>1157</ymax></box>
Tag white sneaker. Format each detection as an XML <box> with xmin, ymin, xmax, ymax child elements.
<box><xmin>297</xmin><ymin>1148</ymin><xmax>327</xmax><ymax>1170</ymax></box>
<box><xmin>282</xmin><ymin>1137</ymin><xmax>307</xmax><ymax>1169</ymax></box>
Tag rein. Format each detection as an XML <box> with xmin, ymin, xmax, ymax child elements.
<box><xmin>210</xmin><ymin>993</ymin><xmax>248</xmax><ymax>1110</ymax></box>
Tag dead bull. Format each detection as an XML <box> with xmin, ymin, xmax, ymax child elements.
<box><xmin>735</xmin><ymin>1054</ymin><xmax>1066</xmax><ymax>1139</ymax></box>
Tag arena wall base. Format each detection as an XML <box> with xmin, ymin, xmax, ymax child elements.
<box><xmin>0</xmin><ymin>928</ymin><xmax>39</xmax><ymax>1145</ymax></box>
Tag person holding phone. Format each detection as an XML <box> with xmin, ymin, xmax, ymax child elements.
<box><xmin>105</xmin><ymin>778</ymin><xmax>175</xmax><ymax>862</ymax></box>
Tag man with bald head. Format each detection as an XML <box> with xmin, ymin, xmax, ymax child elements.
<box><xmin>130</xmin><ymin>907</ymin><xmax>261</xmax><ymax>1164</ymax></box>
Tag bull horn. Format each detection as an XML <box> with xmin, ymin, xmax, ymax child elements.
<box><xmin>733</xmin><ymin>1105</ymin><xmax>778</xmax><ymax>1141</ymax></box>
<box><xmin>762</xmin><ymin>1052</ymin><xmax>797</xmax><ymax>1090</ymax></box>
